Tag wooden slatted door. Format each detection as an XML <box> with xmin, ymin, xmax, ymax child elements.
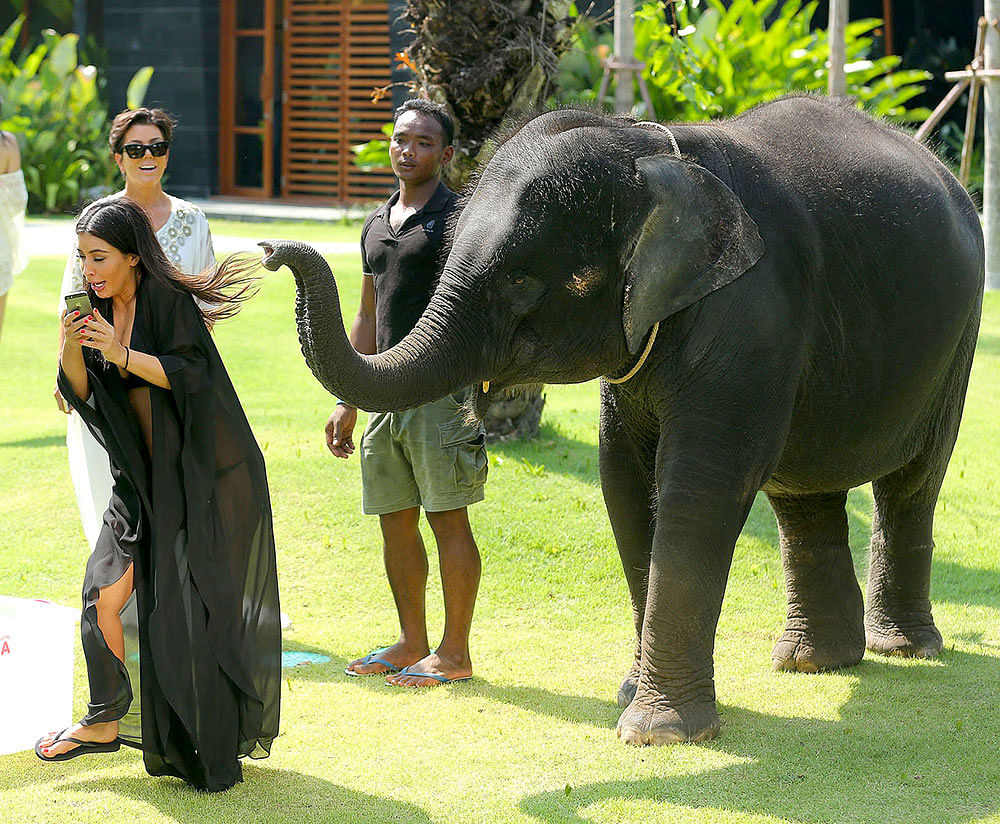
<box><xmin>281</xmin><ymin>0</ymin><xmax>397</xmax><ymax>202</ymax></box>
<box><xmin>219</xmin><ymin>0</ymin><xmax>277</xmax><ymax>197</ymax></box>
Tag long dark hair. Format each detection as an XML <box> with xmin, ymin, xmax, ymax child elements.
<box><xmin>75</xmin><ymin>197</ymin><xmax>258</xmax><ymax>323</ymax></box>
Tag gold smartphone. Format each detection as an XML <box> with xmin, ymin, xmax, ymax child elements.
<box><xmin>64</xmin><ymin>290</ymin><xmax>93</xmax><ymax>319</ymax></box>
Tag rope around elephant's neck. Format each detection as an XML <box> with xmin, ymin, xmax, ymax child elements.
<box><xmin>604</xmin><ymin>321</ymin><xmax>660</xmax><ymax>385</ymax></box>
<box><xmin>633</xmin><ymin>120</ymin><xmax>682</xmax><ymax>159</ymax></box>
<box><xmin>603</xmin><ymin>122</ymin><xmax>678</xmax><ymax>387</ymax></box>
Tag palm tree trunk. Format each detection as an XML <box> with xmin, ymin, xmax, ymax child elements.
<box><xmin>403</xmin><ymin>0</ymin><xmax>574</xmax><ymax>437</ymax></box>
<box><xmin>402</xmin><ymin>0</ymin><xmax>575</xmax><ymax>188</ymax></box>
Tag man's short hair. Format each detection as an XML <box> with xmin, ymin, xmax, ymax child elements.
<box><xmin>393</xmin><ymin>99</ymin><xmax>454</xmax><ymax>146</ymax></box>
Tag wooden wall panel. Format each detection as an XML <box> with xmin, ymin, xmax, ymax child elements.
<box><xmin>281</xmin><ymin>0</ymin><xmax>397</xmax><ymax>203</ymax></box>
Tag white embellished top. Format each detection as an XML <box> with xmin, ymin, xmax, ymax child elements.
<box><xmin>60</xmin><ymin>193</ymin><xmax>216</xmax><ymax>300</ymax></box>
<box><xmin>0</xmin><ymin>169</ymin><xmax>28</xmax><ymax>296</ymax></box>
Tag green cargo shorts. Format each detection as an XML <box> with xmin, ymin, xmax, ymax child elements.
<box><xmin>360</xmin><ymin>393</ymin><xmax>488</xmax><ymax>515</ymax></box>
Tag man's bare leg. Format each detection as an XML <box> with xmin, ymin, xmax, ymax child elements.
<box><xmin>387</xmin><ymin>506</ymin><xmax>479</xmax><ymax>686</ymax></box>
<box><xmin>347</xmin><ymin>507</ymin><xmax>432</xmax><ymax>675</ymax></box>
<box><xmin>39</xmin><ymin>565</ymin><xmax>133</xmax><ymax>756</ymax></box>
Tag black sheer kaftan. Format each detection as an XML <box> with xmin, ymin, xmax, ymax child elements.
<box><xmin>57</xmin><ymin>275</ymin><xmax>280</xmax><ymax>792</ymax></box>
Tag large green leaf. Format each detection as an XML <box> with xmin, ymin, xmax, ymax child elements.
<box><xmin>0</xmin><ymin>16</ymin><xmax>24</xmax><ymax>65</ymax></box>
<box><xmin>48</xmin><ymin>33</ymin><xmax>78</xmax><ymax>77</ymax></box>
<box><xmin>126</xmin><ymin>66</ymin><xmax>154</xmax><ymax>110</ymax></box>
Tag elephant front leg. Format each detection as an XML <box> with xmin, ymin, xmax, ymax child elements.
<box><xmin>617</xmin><ymin>485</ymin><xmax>755</xmax><ymax>746</ymax></box>
<box><xmin>599</xmin><ymin>401</ymin><xmax>657</xmax><ymax>710</ymax></box>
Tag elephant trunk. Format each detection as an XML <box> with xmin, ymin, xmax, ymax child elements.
<box><xmin>261</xmin><ymin>240</ymin><xmax>480</xmax><ymax>411</ymax></box>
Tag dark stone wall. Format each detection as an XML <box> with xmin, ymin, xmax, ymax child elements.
<box><xmin>103</xmin><ymin>0</ymin><xmax>220</xmax><ymax>198</ymax></box>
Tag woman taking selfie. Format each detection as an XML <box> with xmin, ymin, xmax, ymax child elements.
<box><xmin>37</xmin><ymin>198</ymin><xmax>279</xmax><ymax>792</ymax></box>
<box><xmin>58</xmin><ymin>107</ymin><xmax>216</xmax><ymax>547</ymax></box>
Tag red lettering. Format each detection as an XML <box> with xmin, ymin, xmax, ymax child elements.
<box><xmin>0</xmin><ymin>640</ymin><xmax>9</xmax><ymax>655</ymax></box>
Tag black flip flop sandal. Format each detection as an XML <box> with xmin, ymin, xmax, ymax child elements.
<box><xmin>35</xmin><ymin>729</ymin><xmax>121</xmax><ymax>762</ymax></box>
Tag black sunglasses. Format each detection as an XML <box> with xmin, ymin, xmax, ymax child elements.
<box><xmin>120</xmin><ymin>140</ymin><xmax>170</xmax><ymax>159</ymax></box>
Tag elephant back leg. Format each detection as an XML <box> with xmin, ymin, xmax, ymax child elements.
<box><xmin>599</xmin><ymin>392</ymin><xmax>657</xmax><ymax>709</ymax></box>
<box><xmin>766</xmin><ymin>490</ymin><xmax>865</xmax><ymax>672</ymax></box>
<box><xmin>865</xmin><ymin>310</ymin><xmax>978</xmax><ymax>659</ymax></box>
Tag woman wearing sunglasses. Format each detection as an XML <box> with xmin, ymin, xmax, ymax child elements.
<box><xmin>58</xmin><ymin>107</ymin><xmax>216</xmax><ymax>547</ymax></box>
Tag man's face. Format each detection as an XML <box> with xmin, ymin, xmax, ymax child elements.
<box><xmin>389</xmin><ymin>110</ymin><xmax>454</xmax><ymax>185</ymax></box>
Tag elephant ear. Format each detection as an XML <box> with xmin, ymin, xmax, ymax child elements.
<box><xmin>622</xmin><ymin>154</ymin><xmax>765</xmax><ymax>353</ymax></box>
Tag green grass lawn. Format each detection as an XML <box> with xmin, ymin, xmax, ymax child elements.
<box><xmin>210</xmin><ymin>218</ymin><xmax>363</xmax><ymax>245</ymax></box>
<box><xmin>1</xmin><ymin>250</ymin><xmax>998</xmax><ymax>824</ymax></box>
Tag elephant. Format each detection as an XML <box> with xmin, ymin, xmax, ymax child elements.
<box><xmin>262</xmin><ymin>94</ymin><xmax>984</xmax><ymax>745</ymax></box>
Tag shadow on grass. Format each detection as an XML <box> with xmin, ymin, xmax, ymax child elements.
<box><xmin>0</xmin><ymin>434</ymin><xmax>65</xmax><ymax>448</ymax></box>
<box><xmin>280</xmin><ymin>639</ymin><xmax>621</xmax><ymax>730</ymax></box>
<box><xmin>0</xmin><ymin>745</ymin><xmax>122</xmax><ymax>791</ymax></box>
<box><xmin>62</xmin><ymin>766</ymin><xmax>438</xmax><ymax>824</ymax></box>
<box><xmin>464</xmin><ymin>681</ymin><xmax>620</xmax><ymax>730</ymax></box>
<box><xmin>932</xmin><ymin>557</ymin><xmax>1000</xmax><ymax>610</ymax></box>
<box><xmin>488</xmin><ymin>422</ymin><xmax>599</xmax><ymax>485</ymax></box>
<box><xmin>518</xmin><ymin>651</ymin><xmax>1000</xmax><ymax>824</ymax></box>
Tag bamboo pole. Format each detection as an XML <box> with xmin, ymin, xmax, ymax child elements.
<box><xmin>613</xmin><ymin>0</ymin><xmax>634</xmax><ymax>114</ymax></box>
<box><xmin>828</xmin><ymin>0</ymin><xmax>848</xmax><ymax>98</ymax></box>
<box><xmin>986</xmin><ymin>6</ymin><xmax>1000</xmax><ymax>290</ymax></box>
<box><xmin>914</xmin><ymin>77</ymin><xmax>972</xmax><ymax>143</ymax></box>
<box><xmin>960</xmin><ymin>18</ymin><xmax>988</xmax><ymax>187</ymax></box>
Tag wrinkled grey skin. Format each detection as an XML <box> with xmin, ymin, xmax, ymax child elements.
<box><xmin>263</xmin><ymin>95</ymin><xmax>984</xmax><ymax>745</ymax></box>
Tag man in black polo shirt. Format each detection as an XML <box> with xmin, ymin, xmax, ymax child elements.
<box><xmin>326</xmin><ymin>99</ymin><xmax>487</xmax><ymax>686</ymax></box>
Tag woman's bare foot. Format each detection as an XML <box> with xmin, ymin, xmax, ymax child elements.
<box><xmin>385</xmin><ymin>650</ymin><xmax>472</xmax><ymax>687</ymax></box>
<box><xmin>38</xmin><ymin>720</ymin><xmax>118</xmax><ymax>758</ymax></box>
<box><xmin>345</xmin><ymin>641</ymin><xmax>428</xmax><ymax>676</ymax></box>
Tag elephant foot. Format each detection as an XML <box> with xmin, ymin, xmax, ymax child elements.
<box><xmin>616</xmin><ymin>693</ymin><xmax>719</xmax><ymax>746</ymax></box>
<box><xmin>865</xmin><ymin>618</ymin><xmax>942</xmax><ymax>659</ymax></box>
<box><xmin>771</xmin><ymin>628</ymin><xmax>864</xmax><ymax>673</ymax></box>
<box><xmin>617</xmin><ymin>667</ymin><xmax>639</xmax><ymax>709</ymax></box>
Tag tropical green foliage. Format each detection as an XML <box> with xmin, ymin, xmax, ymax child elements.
<box><xmin>0</xmin><ymin>17</ymin><xmax>152</xmax><ymax>212</ymax></box>
<box><xmin>556</xmin><ymin>0</ymin><xmax>932</xmax><ymax>124</ymax></box>
<box><xmin>351</xmin><ymin>122</ymin><xmax>393</xmax><ymax>171</ymax></box>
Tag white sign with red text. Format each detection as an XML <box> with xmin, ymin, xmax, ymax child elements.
<box><xmin>0</xmin><ymin>595</ymin><xmax>77</xmax><ymax>755</ymax></box>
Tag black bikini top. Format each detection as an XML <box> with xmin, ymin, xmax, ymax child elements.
<box><xmin>117</xmin><ymin>311</ymin><xmax>153</xmax><ymax>391</ymax></box>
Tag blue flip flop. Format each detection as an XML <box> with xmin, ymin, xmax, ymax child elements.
<box><xmin>345</xmin><ymin>647</ymin><xmax>401</xmax><ymax>676</ymax></box>
<box><xmin>388</xmin><ymin>665</ymin><xmax>472</xmax><ymax>685</ymax></box>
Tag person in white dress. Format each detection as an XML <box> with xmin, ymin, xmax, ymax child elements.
<box><xmin>57</xmin><ymin>107</ymin><xmax>215</xmax><ymax>547</ymax></box>
<box><xmin>0</xmin><ymin>96</ymin><xmax>28</xmax><ymax>343</ymax></box>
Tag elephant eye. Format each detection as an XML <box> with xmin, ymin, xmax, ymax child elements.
<box><xmin>503</xmin><ymin>269</ymin><xmax>547</xmax><ymax>315</ymax></box>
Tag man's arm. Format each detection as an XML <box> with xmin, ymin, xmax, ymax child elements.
<box><xmin>325</xmin><ymin>273</ymin><xmax>376</xmax><ymax>458</ymax></box>
<box><xmin>349</xmin><ymin>273</ymin><xmax>377</xmax><ymax>355</ymax></box>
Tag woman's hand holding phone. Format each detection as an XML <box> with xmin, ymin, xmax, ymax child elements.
<box><xmin>61</xmin><ymin>307</ymin><xmax>90</xmax><ymax>349</ymax></box>
<box><xmin>79</xmin><ymin>308</ymin><xmax>127</xmax><ymax>367</ymax></box>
